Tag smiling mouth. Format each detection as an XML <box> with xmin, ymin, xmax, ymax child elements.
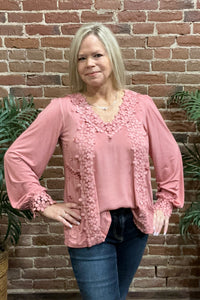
<box><xmin>86</xmin><ymin>71</ymin><xmax>99</xmax><ymax>76</ymax></box>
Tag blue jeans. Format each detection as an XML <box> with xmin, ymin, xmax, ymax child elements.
<box><xmin>68</xmin><ymin>208</ymin><xmax>148</xmax><ymax>300</ymax></box>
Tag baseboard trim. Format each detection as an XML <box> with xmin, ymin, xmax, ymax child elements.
<box><xmin>8</xmin><ymin>290</ymin><xmax>200</xmax><ymax>300</ymax></box>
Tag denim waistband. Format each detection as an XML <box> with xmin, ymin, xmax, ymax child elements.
<box><xmin>110</xmin><ymin>207</ymin><xmax>132</xmax><ymax>216</ymax></box>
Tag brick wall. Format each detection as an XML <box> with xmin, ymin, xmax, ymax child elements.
<box><xmin>1</xmin><ymin>0</ymin><xmax>200</xmax><ymax>295</ymax></box>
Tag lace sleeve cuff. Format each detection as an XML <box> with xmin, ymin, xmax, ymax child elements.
<box><xmin>31</xmin><ymin>191</ymin><xmax>56</xmax><ymax>216</ymax></box>
<box><xmin>154</xmin><ymin>197</ymin><xmax>174</xmax><ymax>217</ymax></box>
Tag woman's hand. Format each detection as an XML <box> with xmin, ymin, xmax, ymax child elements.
<box><xmin>40</xmin><ymin>202</ymin><xmax>81</xmax><ymax>228</ymax></box>
<box><xmin>153</xmin><ymin>209</ymin><xmax>169</xmax><ymax>236</ymax></box>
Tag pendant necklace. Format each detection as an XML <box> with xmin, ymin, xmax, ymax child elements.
<box><xmin>87</xmin><ymin>93</ymin><xmax>118</xmax><ymax>111</ymax></box>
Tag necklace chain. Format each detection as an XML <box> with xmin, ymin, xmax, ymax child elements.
<box><xmin>87</xmin><ymin>93</ymin><xmax>118</xmax><ymax>111</ymax></box>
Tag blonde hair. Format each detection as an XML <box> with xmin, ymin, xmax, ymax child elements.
<box><xmin>69</xmin><ymin>23</ymin><xmax>125</xmax><ymax>93</ymax></box>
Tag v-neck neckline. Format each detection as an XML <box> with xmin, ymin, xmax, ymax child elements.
<box><xmin>80</xmin><ymin>89</ymin><xmax>126</xmax><ymax>126</ymax></box>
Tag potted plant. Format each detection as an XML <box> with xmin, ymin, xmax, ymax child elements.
<box><xmin>171</xmin><ymin>89</ymin><xmax>200</xmax><ymax>236</ymax></box>
<box><xmin>0</xmin><ymin>95</ymin><xmax>39</xmax><ymax>300</ymax></box>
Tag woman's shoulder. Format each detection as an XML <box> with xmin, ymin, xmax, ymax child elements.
<box><xmin>49</xmin><ymin>93</ymin><xmax>83</xmax><ymax>110</ymax></box>
<box><xmin>125</xmin><ymin>89</ymin><xmax>155</xmax><ymax>112</ymax></box>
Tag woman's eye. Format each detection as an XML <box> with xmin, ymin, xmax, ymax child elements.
<box><xmin>78</xmin><ymin>57</ymin><xmax>86</xmax><ymax>61</ymax></box>
<box><xmin>94</xmin><ymin>53</ymin><xmax>103</xmax><ymax>58</ymax></box>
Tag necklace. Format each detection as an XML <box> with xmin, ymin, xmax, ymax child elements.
<box><xmin>87</xmin><ymin>93</ymin><xmax>118</xmax><ymax>111</ymax></box>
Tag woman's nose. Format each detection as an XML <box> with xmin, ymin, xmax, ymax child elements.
<box><xmin>86</xmin><ymin>57</ymin><xmax>95</xmax><ymax>67</ymax></box>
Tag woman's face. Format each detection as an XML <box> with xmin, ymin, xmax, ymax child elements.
<box><xmin>77</xmin><ymin>34</ymin><xmax>113</xmax><ymax>90</ymax></box>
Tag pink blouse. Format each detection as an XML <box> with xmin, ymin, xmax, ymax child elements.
<box><xmin>4</xmin><ymin>90</ymin><xmax>184</xmax><ymax>248</ymax></box>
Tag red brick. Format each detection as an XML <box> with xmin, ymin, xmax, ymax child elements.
<box><xmin>148</xmin><ymin>36</ymin><xmax>175</xmax><ymax>47</ymax></box>
<box><xmin>23</xmin><ymin>0</ymin><xmax>57</xmax><ymax>11</ymax></box>
<box><xmin>33</xmin><ymin>98</ymin><xmax>51</xmax><ymax>109</ymax></box>
<box><xmin>184</xmin><ymin>11</ymin><xmax>200</xmax><ymax>22</ymax></box>
<box><xmin>8</xmin><ymin>13</ymin><xmax>43</xmax><ymax>23</ymax></box>
<box><xmin>160</xmin><ymin>0</ymin><xmax>194</xmax><ymax>10</ymax></box>
<box><xmin>117</xmin><ymin>36</ymin><xmax>145</xmax><ymax>47</ymax></box>
<box><xmin>165</xmin><ymin>235</ymin><xmax>185</xmax><ymax>245</ymax></box>
<box><xmin>132</xmin><ymin>74</ymin><xmax>165</xmax><ymax>84</ymax></box>
<box><xmin>0</xmin><ymin>12</ymin><xmax>6</xmax><ymax>22</ymax></box>
<box><xmin>49</xmin><ymin>224</ymin><xmax>64</xmax><ymax>235</ymax></box>
<box><xmin>166</xmin><ymin>121</ymin><xmax>196</xmax><ymax>133</ymax></box>
<box><xmin>167</xmin><ymin>73</ymin><xmax>200</xmax><ymax>84</ymax></box>
<box><xmin>9</xmin><ymin>49</ymin><xmax>26</xmax><ymax>60</ymax></box>
<box><xmin>0</xmin><ymin>75</ymin><xmax>25</xmax><ymax>85</ymax></box>
<box><xmin>0</xmin><ymin>87</ymin><xmax>8</xmax><ymax>97</ymax></box>
<box><xmin>44</xmin><ymin>87</ymin><xmax>69</xmax><ymax>98</ymax></box>
<box><xmin>148</xmin><ymin>85</ymin><xmax>176</xmax><ymax>97</ymax></box>
<box><xmin>26</xmin><ymin>25</ymin><xmax>60</xmax><ymax>36</ymax></box>
<box><xmin>133</xmin><ymin>278</ymin><xmax>166</xmax><ymax>288</ymax></box>
<box><xmin>0</xmin><ymin>25</ymin><xmax>23</xmax><ymax>36</ymax></box>
<box><xmin>49</xmin><ymin>245</ymin><xmax>69</xmax><ymax>256</ymax></box>
<box><xmin>23</xmin><ymin>269</ymin><xmax>56</xmax><ymax>279</ymax></box>
<box><xmin>27</xmin><ymin>50</ymin><xmax>44</xmax><ymax>61</ymax></box>
<box><xmin>48</xmin><ymin>156</ymin><xmax>64</xmax><ymax>166</ymax></box>
<box><xmin>56</xmin><ymin>268</ymin><xmax>74</xmax><ymax>278</ymax></box>
<box><xmin>154</xmin><ymin>49</ymin><xmax>170</xmax><ymax>59</ymax></box>
<box><xmin>125</xmin><ymin>60</ymin><xmax>149</xmax><ymax>72</ymax></box>
<box><xmin>61</xmin><ymin>24</ymin><xmax>81</xmax><ymax>35</ymax></box>
<box><xmin>106</xmin><ymin>24</ymin><xmax>131</xmax><ymax>34</ymax></box>
<box><xmin>140</xmin><ymin>255</ymin><xmax>168</xmax><ymax>266</ymax></box>
<box><xmin>5</xmin><ymin>38</ymin><xmax>39</xmax><ymax>49</ymax></box>
<box><xmin>193</xmin><ymin>23</ymin><xmax>200</xmax><ymax>34</ymax></box>
<box><xmin>7</xmin><ymin>269</ymin><xmax>21</xmax><ymax>280</ymax></box>
<box><xmin>167</xmin><ymin>278</ymin><xmax>199</xmax><ymax>288</ymax></box>
<box><xmin>148</xmin><ymin>235</ymin><xmax>165</xmax><ymax>244</ymax></box>
<box><xmin>0</xmin><ymin>0</ymin><xmax>20</xmax><ymax>10</ymax></box>
<box><xmin>148</xmin><ymin>11</ymin><xmax>183</xmax><ymax>22</ymax></box>
<box><xmin>157</xmin><ymin>266</ymin><xmax>190</xmax><ymax>277</ymax></box>
<box><xmin>46</xmin><ymin>49</ymin><xmax>63</xmax><ymax>60</ymax></box>
<box><xmin>161</xmin><ymin>110</ymin><xmax>187</xmax><ymax>121</ymax></box>
<box><xmin>149</xmin><ymin>245</ymin><xmax>181</xmax><ymax>256</ymax></box>
<box><xmin>136</xmin><ymin>49</ymin><xmax>153</xmax><ymax>60</ymax></box>
<box><xmin>45</xmin><ymin>61</ymin><xmax>68</xmax><ymax>73</ymax></box>
<box><xmin>95</xmin><ymin>0</ymin><xmax>121</xmax><ymax>9</ymax></box>
<box><xmin>41</xmin><ymin>37</ymin><xmax>71</xmax><ymax>48</ymax></box>
<box><xmin>118</xmin><ymin>11</ymin><xmax>146</xmax><ymax>22</ymax></box>
<box><xmin>8</xmin><ymin>279</ymin><xmax>33</xmax><ymax>290</ymax></box>
<box><xmin>45</xmin><ymin>12</ymin><xmax>79</xmax><ymax>23</ymax></box>
<box><xmin>21</xmin><ymin>224</ymin><xmax>48</xmax><ymax>235</ymax></box>
<box><xmin>187</xmin><ymin>60</ymin><xmax>200</xmax><ymax>71</ymax></box>
<box><xmin>34</xmin><ymin>256</ymin><xmax>66</xmax><ymax>268</ymax></box>
<box><xmin>0</xmin><ymin>62</ymin><xmax>8</xmax><ymax>72</ymax></box>
<box><xmin>182</xmin><ymin>246</ymin><xmax>200</xmax><ymax>256</ymax></box>
<box><xmin>124</xmin><ymin>0</ymin><xmax>158</xmax><ymax>10</ymax></box>
<box><xmin>43</xmin><ymin>167</ymin><xmax>64</xmax><ymax>178</ymax></box>
<box><xmin>135</xmin><ymin>267</ymin><xmax>155</xmax><ymax>278</ymax></box>
<box><xmin>10</xmin><ymin>87</ymin><xmax>43</xmax><ymax>98</ymax></box>
<box><xmin>9</xmin><ymin>258</ymin><xmax>33</xmax><ymax>269</ymax></box>
<box><xmin>15</xmin><ymin>247</ymin><xmax>48</xmax><ymax>258</ymax></box>
<box><xmin>33</xmin><ymin>279</ymin><xmax>65</xmax><ymax>290</ymax></box>
<box><xmin>190</xmin><ymin>48</ymin><xmax>200</xmax><ymax>59</ymax></box>
<box><xmin>0</xmin><ymin>50</ymin><xmax>7</xmax><ymax>59</ymax></box>
<box><xmin>133</xmin><ymin>23</ymin><xmax>154</xmax><ymax>34</ymax></box>
<box><xmin>172</xmin><ymin>48</ymin><xmax>189</xmax><ymax>59</ymax></box>
<box><xmin>198</xmin><ymin>0</ymin><xmax>200</xmax><ymax>8</ymax></box>
<box><xmin>9</xmin><ymin>62</ymin><xmax>43</xmax><ymax>73</ymax></box>
<box><xmin>59</xmin><ymin>0</ymin><xmax>92</xmax><ymax>9</ymax></box>
<box><xmin>27</xmin><ymin>75</ymin><xmax>61</xmax><ymax>86</ymax></box>
<box><xmin>152</xmin><ymin>61</ymin><xmax>185</xmax><ymax>72</ymax></box>
<box><xmin>81</xmin><ymin>11</ymin><xmax>113</xmax><ymax>23</ymax></box>
<box><xmin>156</xmin><ymin>23</ymin><xmax>190</xmax><ymax>35</ymax></box>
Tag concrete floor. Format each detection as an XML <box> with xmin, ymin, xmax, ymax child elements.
<box><xmin>7</xmin><ymin>291</ymin><xmax>200</xmax><ymax>300</ymax></box>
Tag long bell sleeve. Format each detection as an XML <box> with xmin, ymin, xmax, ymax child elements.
<box><xmin>4</xmin><ymin>99</ymin><xmax>64</xmax><ymax>215</ymax></box>
<box><xmin>140</xmin><ymin>95</ymin><xmax>184</xmax><ymax>217</ymax></box>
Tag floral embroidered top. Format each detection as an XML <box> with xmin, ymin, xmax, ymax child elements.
<box><xmin>4</xmin><ymin>90</ymin><xmax>184</xmax><ymax>248</ymax></box>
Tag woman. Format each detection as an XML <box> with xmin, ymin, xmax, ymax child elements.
<box><xmin>4</xmin><ymin>23</ymin><xmax>184</xmax><ymax>300</ymax></box>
